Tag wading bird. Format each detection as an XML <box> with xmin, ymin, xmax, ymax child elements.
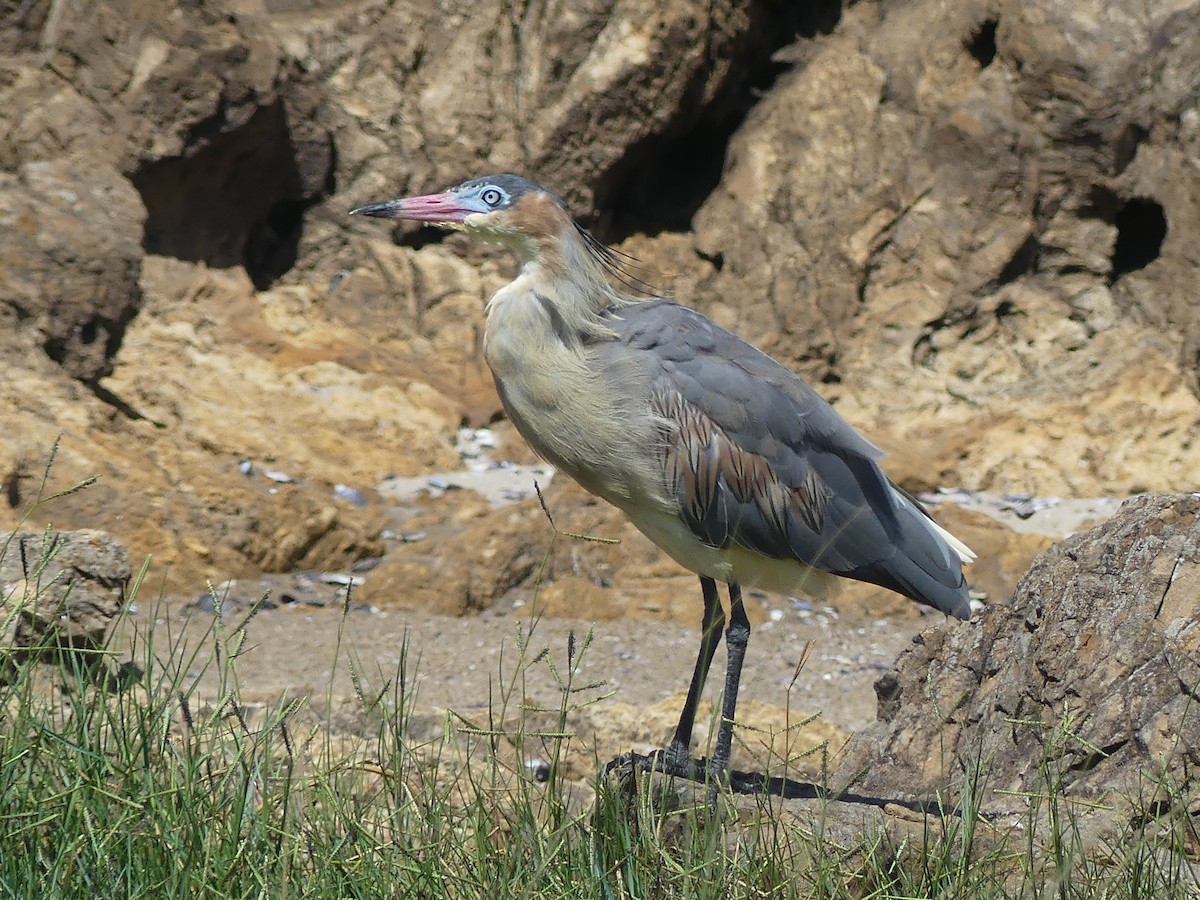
<box><xmin>351</xmin><ymin>175</ymin><xmax>974</xmax><ymax>787</ymax></box>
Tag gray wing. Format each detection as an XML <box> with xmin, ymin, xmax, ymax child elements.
<box><xmin>599</xmin><ymin>299</ymin><xmax>971</xmax><ymax>619</ymax></box>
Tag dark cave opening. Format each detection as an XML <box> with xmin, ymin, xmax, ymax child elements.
<box><xmin>1109</xmin><ymin>197</ymin><xmax>1167</xmax><ymax>283</ymax></box>
<box><xmin>598</xmin><ymin>1</ymin><xmax>845</xmax><ymax>243</ymax></box>
<box><xmin>131</xmin><ymin>99</ymin><xmax>333</xmax><ymax>290</ymax></box>
<box><xmin>600</xmin><ymin>118</ymin><xmax>739</xmax><ymax>240</ymax></box>
<box><xmin>967</xmin><ymin>18</ymin><xmax>999</xmax><ymax>68</ymax></box>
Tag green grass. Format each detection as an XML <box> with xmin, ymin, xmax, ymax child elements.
<box><xmin>2</xmin><ymin>469</ymin><xmax>1198</xmax><ymax>897</ymax></box>
<box><xmin>2</xmin><ymin>580</ymin><xmax>1197</xmax><ymax>899</ymax></box>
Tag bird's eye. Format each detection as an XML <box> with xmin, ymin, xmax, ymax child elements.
<box><xmin>480</xmin><ymin>188</ymin><xmax>504</xmax><ymax>207</ymax></box>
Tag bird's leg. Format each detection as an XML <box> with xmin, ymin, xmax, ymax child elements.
<box><xmin>660</xmin><ymin>576</ymin><xmax>725</xmax><ymax>774</ymax></box>
<box><xmin>709</xmin><ymin>582</ymin><xmax>750</xmax><ymax>782</ymax></box>
<box><xmin>603</xmin><ymin>577</ymin><xmax>722</xmax><ymax>781</ymax></box>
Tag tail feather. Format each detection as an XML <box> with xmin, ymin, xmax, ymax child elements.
<box><xmin>929</xmin><ymin>515</ymin><xmax>976</xmax><ymax>565</ymax></box>
<box><xmin>876</xmin><ymin>490</ymin><xmax>974</xmax><ymax>619</ymax></box>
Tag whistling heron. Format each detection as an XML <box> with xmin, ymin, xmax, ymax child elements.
<box><xmin>351</xmin><ymin>175</ymin><xmax>975</xmax><ymax>785</ymax></box>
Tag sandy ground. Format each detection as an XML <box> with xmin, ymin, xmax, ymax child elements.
<box><xmin>115</xmin><ymin>581</ymin><xmax>934</xmax><ymax>741</ymax></box>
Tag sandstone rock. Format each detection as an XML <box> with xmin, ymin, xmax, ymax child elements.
<box><xmin>2</xmin><ymin>0</ymin><xmax>285</xmax><ymax>170</ymax></box>
<box><xmin>281</xmin><ymin>0</ymin><xmax>788</xmax><ymax>214</ymax></box>
<box><xmin>834</xmin><ymin>493</ymin><xmax>1200</xmax><ymax>845</ymax></box>
<box><xmin>1</xmin><ymin>0</ymin><xmax>1199</xmax><ymax>614</ymax></box>
<box><xmin>1</xmin><ymin>529</ymin><xmax>130</xmax><ymax>666</ymax></box>
<box><xmin>692</xmin><ymin>0</ymin><xmax>1200</xmax><ymax>496</ymax></box>
<box><xmin>6</xmin><ymin>0</ymin><xmax>792</xmax><ymax>590</ymax></box>
<box><xmin>0</xmin><ymin>160</ymin><xmax>145</xmax><ymax>382</ymax></box>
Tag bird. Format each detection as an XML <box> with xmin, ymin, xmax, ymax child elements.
<box><xmin>350</xmin><ymin>174</ymin><xmax>975</xmax><ymax>787</ymax></box>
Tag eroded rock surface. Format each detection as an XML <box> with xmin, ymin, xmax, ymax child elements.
<box><xmin>0</xmin><ymin>0</ymin><xmax>1197</xmax><ymax>616</ymax></box>
<box><xmin>835</xmin><ymin>493</ymin><xmax>1200</xmax><ymax>841</ymax></box>
<box><xmin>694</xmin><ymin>0</ymin><xmax>1200</xmax><ymax>497</ymax></box>
<box><xmin>1</xmin><ymin>529</ymin><xmax>130</xmax><ymax>666</ymax></box>
<box><xmin>0</xmin><ymin>160</ymin><xmax>145</xmax><ymax>383</ymax></box>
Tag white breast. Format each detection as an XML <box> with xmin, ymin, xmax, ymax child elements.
<box><xmin>483</xmin><ymin>274</ymin><xmax>671</xmax><ymax>511</ymax></box>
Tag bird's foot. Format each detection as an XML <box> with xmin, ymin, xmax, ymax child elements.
<box><xmin>603</xmin><ymin>747</ymin><xmax>714</xmax><ymax>784</ymax></box>
<box><xmin>603</xmin><ymin>749</ymin><xmax>776</xmax><ymax>797</ymax></box>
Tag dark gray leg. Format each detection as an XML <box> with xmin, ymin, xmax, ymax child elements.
<box><xmin>662</xmin><ymin>576</ymin><xmax>724</xmax><ymax>769</ymax></box>
<box><xmin>710</xmin><ymin>582</ymin><xmax>750</xmax><ymax>781</ymax></box>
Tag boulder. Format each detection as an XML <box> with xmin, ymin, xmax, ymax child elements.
<box><xmin>1</xmin><ymin>529</ymin><xmax>130</xmax><ymax>669</ymax></box>
<box><xmin>0</xmin><ymin>160</ymin><xmax>145</xmax><ymax>382</ymax></box>
<box><xmin>835</xmin><ymin>493</ymin><xmax>1200</xmax><ymax>842</ymax></box>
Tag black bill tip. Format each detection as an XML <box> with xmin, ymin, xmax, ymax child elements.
<box><xmin>349</xmin><ymin>200</ymin><xmax>402</xmax><ymax>218</ymax></box>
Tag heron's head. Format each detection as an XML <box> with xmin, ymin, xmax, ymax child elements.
<box><xmin>353</xmin><ymin>174</ymin><xmax>656</xmax><ymax>303</ymax></box>
<box><xmin>350</xmin><ymin>174</ymin><xmax>569</xmax><ymax>257</ymax></box>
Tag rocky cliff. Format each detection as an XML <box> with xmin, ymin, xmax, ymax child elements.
<box><xmin>1</xmin><ymin>0</ymin><xmax>1196</xmax><ymax>616</ymax></box>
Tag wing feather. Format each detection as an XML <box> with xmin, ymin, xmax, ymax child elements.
<box><xmin>602</xmin><ymin>299</ymin><xmax>972</xmax><ymax>618</ymax></box>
